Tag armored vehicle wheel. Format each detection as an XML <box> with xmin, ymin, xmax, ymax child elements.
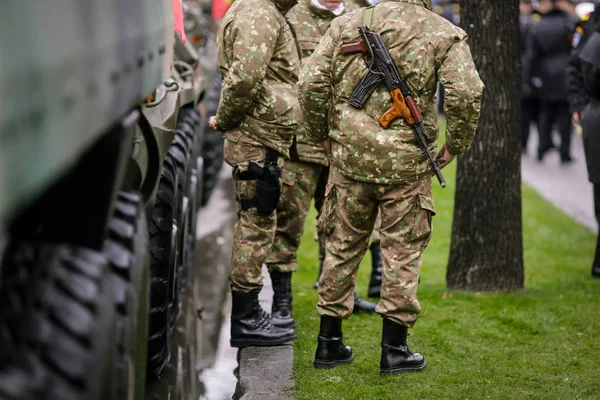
<box><xmin>103</xmin><ymin>191</ymin><xmax>150</xmax><ymax>400</ymax></box>
<box><xmin>0</xmin><ymin>244</ymin><xmax>116</xmax><ymax>400</ymax></box>
<box><xmin>177</xmin><ymin>106</ymin><xmax>205</xmax><ymax>224</ymax></box>
<box><xmin>0</xmin><ymin>362</ymin><xmax>38</xmax><ymax>400</ymax></box>
<box><xmin>201</xmin><ymin>132</ymin><xmax>224</xmax><ymax>206</ymax></box>
<box><xmin>148</xmin><ymin>156</ymin><xmax>180</xmax><ymax>378</ymax></box>
<box><xmin>184</xmin><ymin>171</ymin><xmax>199</xmax><ymax>285</ymax></box>
<box><xmin>168</xmin><ymin>136</ymin><xmax>191</xmax><ymax>329</ymax></box>
<box><xmin>202</xmin><ymin>75</ymin><xmax>224</xmax><ymax>206</ymax></box>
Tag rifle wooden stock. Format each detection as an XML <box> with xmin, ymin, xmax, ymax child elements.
<box><xmin>379</xmin><ymin>89</ymin><xmax>413</xmax><ymax>128</ymax></box>
<box><xmin>340</xmin><ymin>40</ymin><xmax>367</xmax><ymax>54</ymax></box>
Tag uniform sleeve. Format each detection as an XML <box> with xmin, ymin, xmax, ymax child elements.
<box><xmin>568</xmin><ymin>23</ymin><xmax>593</xmax><ymax>113</ymax></box>
<box><xmin>523</xmin><ymin>25</ymin><xmax>540</xmax><ymax>87</ymax></box>
<box><xmin>568</xmin><ymin>48</ymin><xmax>588</xmax><ymax>113</ymax></box>
<box><xmin>215</xmin><ymin>13</ymin><xmax>279</xmax><ymax>130</ymax></box>
<box><xmin>437</xmin><ymin>37</ymin><xmax>484</xmax><ymax>155</ymax></box>
<box><xmin>298</xmin><ymin>25</ymin><xmax>337</xmax><ymax>144</ymax></box>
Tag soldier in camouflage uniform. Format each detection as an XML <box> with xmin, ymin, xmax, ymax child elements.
<box><xmin>209</xmin><ymin>0</ymin><xmax>301</xmax><ymax>347</ymax></box>
<box><xmin>299</xmin><ymin>0</ymin><xmax>483</xmax><ymax>373</ymax></box>
<box><xmin>263</xmin><ymin>0</ymin><xmax>378</xmax><ymax>322</ymax></box>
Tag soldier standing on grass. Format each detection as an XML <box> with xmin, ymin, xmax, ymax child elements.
<box><xmin>263</xmin><ymin>0</ymin><xmax>380</xmax><ymax>326</ymax></box>
<box><xmin>209</xmin><ymin>0</ymin><xmax>301</xmax><ymax>347</ymax></box>
<box><xmin>299</xmin><ymin>0</ymin><xmax>483</xmax><ymax>374</ymax></box>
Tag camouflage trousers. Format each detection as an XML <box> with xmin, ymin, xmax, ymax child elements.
<box><xmin>314</xmin><ymin>171</ymin><xmax>381</xmax><ymax>263</ymax></box>
<box><xmin>317</xmin><ymin>167</ymin><xmax>435</xmax><ymax>327</ymax></box>
<box><xmin>265</xmin><ymin>160</ymin><xmax>326</xmax><ymax>272</ymax></box>
<box><xmin>224</xmin><ymin>131</ymin><xmax>283</xmax><ymax>292</ymax></box>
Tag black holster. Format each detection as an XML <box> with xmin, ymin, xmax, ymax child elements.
<box><xmin>240</xmin><ymin>148</ymin><xmax>281</xmax><ymax>215</ymax></box>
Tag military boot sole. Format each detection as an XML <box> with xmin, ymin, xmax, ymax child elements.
<box><xmin>230</xmin><ymin>332</ymin><xmax>298</xmax><ymax>348</ymax></box>
<box><xmin>380</xmin><ymin>360</ymin><xmax>427</xmax><ymax>375</ymax></box>
<box><xmin>313</xmin><ymin>353</ymin><xmax>355</xmax><ymax>369</ymax></box>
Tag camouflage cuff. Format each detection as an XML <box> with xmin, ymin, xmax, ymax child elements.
<box><xmin>305</xmin><ymin>124</ymin><xmax>328</xmax><ymax>144</ymax></box>
<box><xmin>215</xmin><ymin>110</ymin><xmax>238</xmax><ymax>132</ymax></box>
<box><xmin>446</xmin><ymin>141</ymin><xmax>463</xmax><ymax>156</ymax></box>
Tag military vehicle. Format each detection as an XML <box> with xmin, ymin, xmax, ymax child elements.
<box><xmin>0</xmin><ymin>1</ymin><xmax>223</xmax><ymax>399</ymax></box>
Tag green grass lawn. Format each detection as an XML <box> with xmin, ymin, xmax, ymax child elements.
<box><xmin>291</xmin><ymin>162</ymin><xmax>600</xmax><ymax>400</ymax></box>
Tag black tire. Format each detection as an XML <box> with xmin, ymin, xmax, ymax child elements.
<box><xmin>169</xmin><ymin>135</ymin><xmax>190</xmax><ymax>329</ymax></box>
<box><xmin>202</xmin><ymin>75</ymin><xmax>224</xmax><ymax>205</ymax></box>
<box><xmin>0</xmin><ymin>244</ymin><xmax>116</xmax><ymax>400</ymax></box>
<box><xmin>170</xmin><ymin>106</ymin><xmax>204</xmax><ymax>327</ymax></box>
<box><xmin>148</xmin><ymin>156</ymin><xmax>179</xmax><ymax>378</ymax></box>
<box><xmin>178</xmin><ymin>108</ymin><xmax>204</xmax><ymax>176</ymax></box>
<box><xmin>103</xmin><ymin>191</ymin><xmax>150</xmax><ymax>400</ymax></box>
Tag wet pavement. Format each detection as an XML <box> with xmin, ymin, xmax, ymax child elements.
<box><xmin>522</xmin><ymin>130</ymin><xmax>596</xmax><ymax>231</ymax></box>
<box><xmin>146</xmin><ymin>164</ymin><xmax>239</xmax><ymax>400</ymax></box>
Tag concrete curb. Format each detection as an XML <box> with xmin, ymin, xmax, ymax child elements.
<box><xmin>234</xmin><ymin>345</ymin><xmax>295</xmax><ymax>400</ymax></box>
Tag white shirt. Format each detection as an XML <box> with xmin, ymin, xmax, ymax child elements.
<box><xmin>311</xmin><ymin>0</ymin><xmax>345</xmax><ymax>16</ymax></box>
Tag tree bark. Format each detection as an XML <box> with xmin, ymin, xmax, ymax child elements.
<box><xmin>446</xmin><ymin>1</ymin><xmax>524</xmax><ymax>291</ymax></box>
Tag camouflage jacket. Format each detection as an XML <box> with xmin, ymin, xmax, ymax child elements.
<box><xmin>216</xmin><ymin>0</ymin><xmax>301</xmax><ymax>158</ymax></box>
<box><xmin>298</xmin><ymin>0</ymin><xmax>483</xmax><ymax>184</ymax></box>
<box><xmin>286</xmin><ymin>0</ymin><xmax>343</xmax><ymax>166</ymax></box>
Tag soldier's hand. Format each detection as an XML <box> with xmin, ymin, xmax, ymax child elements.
<box><xmin>435</xmin><ymin>144</ymin><xmax>456</xmax><ymax>170</ymax></box>
<box><xmin>209</xmin><ymin>116</ymin><xmax>222</xmax><ymax>132</ymax></box>
<box><xmin>321</xmin><ymin>138</ymin><xmax>332</xmax><ymax>158</ymax></box>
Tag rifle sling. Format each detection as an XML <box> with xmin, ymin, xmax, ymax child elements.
<box><xmin>363</xmin><ymin>5</ymin><xmax>375</xmax><ymax>28</ymax></box>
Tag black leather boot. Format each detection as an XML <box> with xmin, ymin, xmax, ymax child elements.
<box><xmin>313</xmin><ymin>315</ymin><xmax>354</xmax><ymax>369</ymax></box>
<box><xmin>380</xmin><ymin>318</ymin><xmax>426</xmax><ymax>375</ymax></box>
<box><xmin>230</xmin><ymin>289</ymin><xmax>297</xmax><ymax>348</ymax></box>
<box><xmin>269</xmin><ymin>270</ymin><xmax>296</xmax><ymax>329</ymax></box>
<box><xmin>592</xmin><ymin>265</ymin><xmax>600</xmax><ymax>278</ymax></box>
<box><xmin>353</xmin><ymin>292</ymin><xmax>376</xmax><ymax>314</ymax></box>
<box><xmin>368</xmin><ymin>242</ymin><xmax>383</xmax><ymax>298</ymax></box>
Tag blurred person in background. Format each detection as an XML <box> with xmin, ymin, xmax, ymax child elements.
<box><xmin>556</xmin><ymin>0</ymin><xmax>578</xmax><ymax>18</ymax></box>
<box><xmin>567</xmin><ymin>5</ymin><xmax>600</xmax><ymax>277</ymax></box>
<box><xmin>521</xmin><ymin>0</ymin><xmax>542</xmax><ymax>153</ymax></box>
<box><xmin>525</xmin><ymin>0</ymin><xmax>578</xmax><ymax>163</ymax></box>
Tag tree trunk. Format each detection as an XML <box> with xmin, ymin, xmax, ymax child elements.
<box><xmin>446</xmin><ymin>1</ymin><xmax>524</xmax><ymax>292</ymax></box>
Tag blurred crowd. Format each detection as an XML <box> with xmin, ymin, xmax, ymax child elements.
<box><xmin>435</xmin><ymin>0</ymin><xmax>600</xmax><ymax>277</ymax></box>
<box><xmin>520</xmin><ymin>0</ymin><xmax>594</xmax><ymax>163</ymax></box>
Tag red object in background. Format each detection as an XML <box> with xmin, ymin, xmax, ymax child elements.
<box><xmin>212</xmin><ymin>0</ymin><xmax>232</xmax><ymax>20</ymax></box>
<box><xmin>172</xmin><ymin>0</ymin><xmax>187</xmax><ymax>43</ymax></box>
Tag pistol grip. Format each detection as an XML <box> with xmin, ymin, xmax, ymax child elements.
<box><xmin>341</xmin><ymin>40</ymin><xmax>367</xmax><ymax>54</ymax></box>
<box><xmin>248</xmin><ymin>161</ymin><xmax>263</xmax><ymax>177</ymax></box>
<box><xmin>379</xmin><ymin>89</ymin><xmax>415</xmax><ymax>129</ymax></box>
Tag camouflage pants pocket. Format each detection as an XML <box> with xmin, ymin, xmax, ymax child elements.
<box><xmin>407</xmin><ymin>194</ymin><xmax>435</xmax><ymax>249</ymax></box>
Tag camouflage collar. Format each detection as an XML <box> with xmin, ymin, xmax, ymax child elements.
<box><xmin>304</xmin><ymin>0</ymin><xmax>340</xmax><ymax>20</ymax></box>
<box><xmin>378</xmin><ymin>0</ymin><xmax>432</xmax><ymax>10</ymax></box>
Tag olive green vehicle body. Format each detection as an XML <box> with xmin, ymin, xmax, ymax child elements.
<box><xmin>0</xmin><ymin>0</ymin><xmax>221</xmax><ymax>399</ymax></box>
<box><xmin>0</xmin><ymin>0</ymin><xmax>174</xmax><ymax>234</ymax></box>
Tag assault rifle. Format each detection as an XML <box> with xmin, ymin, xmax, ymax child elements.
<box><xmin>341</xmin><ymin>26</ymin><xmax>446</xmax><ymax>187</ymax></box>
